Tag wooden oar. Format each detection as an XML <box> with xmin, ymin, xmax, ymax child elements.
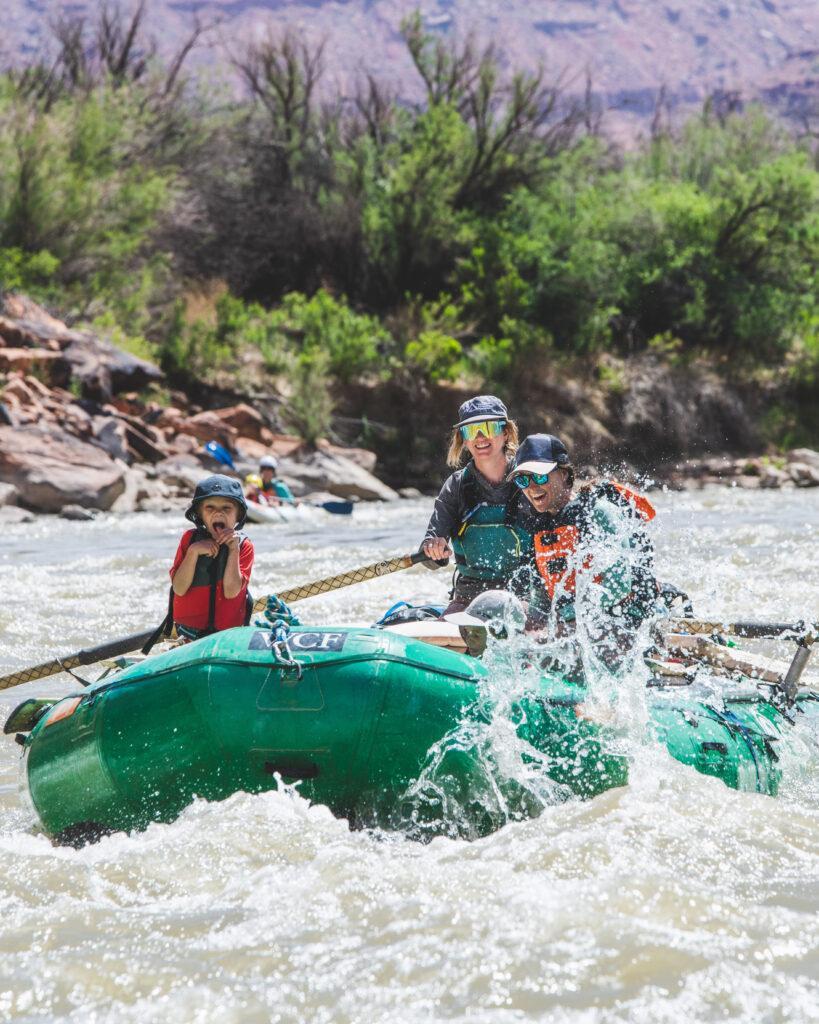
<box><xmin>658</xmin><ymin>618</ymin><xmax>817</xmax><ymax>704</ymax></box>
<box><xmin>660</xmin><ymin>618</ymin><xmax>816</xmax><ymax>640</ymax></box>
<box><xmin>254</xmin><ymin>551</ymin><xmax>438</xmax><ymax>610</ymax></box>
<box><xmin>0</xmin><ymin>550</ymin><xmax>441</xmax><ymax>692</ymax></box>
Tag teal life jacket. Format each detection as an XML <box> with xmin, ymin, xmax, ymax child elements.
<box><xmin>450</xmin><ymin>467</ymin><xmax>531</xmax><ymax>582</ymax></box>
<box><xmin>264</xmin><ymin>479</ymin><xmax>296</xmax><ymax>504</ymax></box>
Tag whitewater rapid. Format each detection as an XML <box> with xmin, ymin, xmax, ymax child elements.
<box><xmin>1</xmin><ymin>488</ymin><xmax>818</xmax><ymax>1022</ymax></box>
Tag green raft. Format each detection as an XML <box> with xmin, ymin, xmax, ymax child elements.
<box><xmin>6</xmin><ymin>626</ymin><xmax>816</xmax><ymax>844</ymax></box>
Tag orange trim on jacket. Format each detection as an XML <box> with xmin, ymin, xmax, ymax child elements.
<box><xmin>532</xmin><ymin>483</ymin><xmax>655</xmax><ymax>603</ymax></box>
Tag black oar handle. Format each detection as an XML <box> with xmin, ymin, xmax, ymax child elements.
<box><xmin>76</xmin><ymin>630</ymin><xmax>157</xmax><ymax>665</ymax></box>
<box><xmin>410</xmin><ymin>550</ymin><xmax>449</xmax><ymax>568</ymax></box>
<box><xmin>731</xmin><ymin>622</ymin><xmax>814</xmax><ymax>640</ymax></box>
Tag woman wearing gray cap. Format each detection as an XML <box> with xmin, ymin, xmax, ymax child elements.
<box><xmin>508</xmin><ymin>433</ymin><xmax>659</xmax><ymax>642</ymax></box>
<box><xmin>421</xmin><ymin>395</ymin><xmax>528</xmax><ymax>614</ymax></box>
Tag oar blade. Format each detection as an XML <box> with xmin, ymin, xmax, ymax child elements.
<box><xmin>203</xmin><ymin>440</ymin><xmax>236</xmax><ymax>470</ymax></box>
<box><xmin>317</xmin><ymin>500</ymin><xmax>353</xmax><ymax>516</ymax></box>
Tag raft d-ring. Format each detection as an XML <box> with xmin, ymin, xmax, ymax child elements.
<box><xmin>271</xmin><ymin>641</ymin><xmax>303</xmax><ymax>679</ymax></box>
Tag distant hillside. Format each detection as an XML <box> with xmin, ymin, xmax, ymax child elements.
<box><xmin>5</xmin><ymin>0</ymin><xmax>819</xmax><ymax>139</ymax></box>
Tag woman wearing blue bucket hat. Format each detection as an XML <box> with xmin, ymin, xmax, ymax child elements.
<box><xmin>421</xmin><ymin>395</ymin><xmax>529</xmax><ymax>614</ymax></box>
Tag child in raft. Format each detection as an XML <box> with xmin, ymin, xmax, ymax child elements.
<box><xmin>170</xmin><ymin>475</ymin><xmax>255</xmax><ymax>640</ymax></box>
<box><xmin>245</xmin><ymin>456</ymin><xmax>298</xmax><ymax>508</ymax></box>
<box><xmin>421</xmin><ymin>395</ymin><xmax>525</xmax><ymax>615</ymax></box>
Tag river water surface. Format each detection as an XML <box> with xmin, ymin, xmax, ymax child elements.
<box><xmin>1</xmin><ymin>488</ymin><xmax>818</xmax><ymax>1022</ymax></box>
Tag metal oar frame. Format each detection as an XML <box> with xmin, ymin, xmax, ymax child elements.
<box><xmin>659</xmin><ymin>618</ymin><xmax>818</xmax><ymax>707</ymax></box>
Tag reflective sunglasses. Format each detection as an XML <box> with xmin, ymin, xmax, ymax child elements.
<box><xmin>459</xmin><ymin>419</ymin><xmax>506</xmax><ymax>441</ymax></box>
<box><xmin>513</xmin><ymin>471</ymin><xmax>551</xmax><ymax>489</ymax></box>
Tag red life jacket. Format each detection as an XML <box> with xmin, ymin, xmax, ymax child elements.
<box><xmin>142</xmin><ymin>529</ymin><xmax>255</xmax><ymax>654</ymax></box>
<box><xmin>170</xmin><ymin>528</ymin><xmax>254</xmax><ymax>634</ymax></box>
<box><xmin>533</xmin><ymin>483</ymin><xmax>655</xmax><ymax>603</ymax></box>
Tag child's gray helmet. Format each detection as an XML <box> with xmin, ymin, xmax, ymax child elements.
<box><xmin>185</xmin><ymin>474</ymin><xmax>248</xmax><ymax>527</ymax></box>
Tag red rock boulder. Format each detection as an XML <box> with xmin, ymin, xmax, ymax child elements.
<box><xmin>0</xmin><ymin>425</ymin><xmax>126</xmax><ymax>512</ymax></box>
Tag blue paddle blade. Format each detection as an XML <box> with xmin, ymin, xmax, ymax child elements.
<box><xmin>319</xmin><ymin>500</ymin><xmax>353</xmax><ymax>516</ymax></box>
<box><xmin>204</xmin><ymin>440</ymin><xmax>235</xmax><ymax>470</ymax></box>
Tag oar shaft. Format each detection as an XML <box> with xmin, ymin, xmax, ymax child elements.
<box><xmin>254</xmin><ymin>553</ymin><xmax>420</xmax><ymax>611</ymax></box>
<box><xmin>0</xmin><ymin>629</ymin><xmax>157</xmax><ymax>691</ymax></box>
<box><xmin>0</xmin><ymin>657</ymin><xmax>80</xmax><ymax>692</ymax></box>
<box><xmin>663</xmin><ymin>619</ymin><xmax>815</xmax><ymax>640</ymax></box>
<box><xmin>0</xmin><ymin>552</ymin><xmax>434</xmax><ymax>692</ymax></box>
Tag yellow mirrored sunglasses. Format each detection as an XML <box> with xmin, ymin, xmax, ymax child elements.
<box><xmin>458</xmin><ymin>419</ymin><xmax>506</xmax><ymax>441</ymax></box>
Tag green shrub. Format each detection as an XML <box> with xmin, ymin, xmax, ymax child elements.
<box><xmin>90</xmin><ymin>311</ymin><xmax>157</xmax><ymax>364</ymax></box>
<box><xmin>161</xmin><ymin>302</ymin><xmax>240</xmax><ymax>383</ymax></box>
<box><xmin>404</xmin><ymin>329</ymin><xmax>463</xmax><ymax>382</ymax></box>
<box><xmin>161</xmin><ymin>288</ymin><xmax>385</xmax><ymax>387</ymax></box>
<box><xmin>275</xmin><ymin>290</ymin><xmax>386</xmax><ymax>381</ymax></box>
<box><xmin>596</xmin><ymin>359</ymin><xmax>626</xmax><ymax>394</ymax></box>
<box><xmin>281</xmin><ymin>348</ymin><xmax>335</xmax><ymax>445</ymax></box>
<box><xmin>0</xmin><ymin>247</ymin><xmax>59</xmax><ymax>294</ymax></box>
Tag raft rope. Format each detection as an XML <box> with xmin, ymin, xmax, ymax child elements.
<box><xmin>269</xmin><ymin>624</ymin><xmax>302</xmax><ymax>678</ymax></box>
<box><xmin>257</xmin><ymin>596</ymin><xmax>303</xmax><ymax>679</ymax></box>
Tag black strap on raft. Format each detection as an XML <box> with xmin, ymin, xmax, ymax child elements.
<box><xmin>142</xmin><ymin>534</ymin><xmax>251</xmax><ymax>655</ymax></box>
<box><xmin>459</xmin><ymin>466</ymin><xmax>520</xmax><ymax>526</ymax></box>
<box><xmin>206</xmin><ymin>554</ymin><xmax>220</xmax><ymax>633</ymax></box>
<box><xmin>141</xmin><ymin>589</ymin><xmax>175</xmax><ymax>654</ymax></box>
<box><xmin>454</xmin><ymin>468</ymin><xmax>484</xmax><ymax>564</ymax></box>
<box><xmin>459</xmin><ymin>466</ymin><xmax>480</xmax><ymax>519</ymax></box>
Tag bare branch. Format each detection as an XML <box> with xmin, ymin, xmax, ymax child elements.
<box><xmin>96</xmin><ymin>0</ymin><xmax>154</xmax><ymax>86</ymax></box>
<box><xmin>353</xmin><ymin>73</ymin><xmax>396</xmax><ymax>149</ymax></box>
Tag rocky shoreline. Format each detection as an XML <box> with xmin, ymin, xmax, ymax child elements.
<box><xmin>1</xmin><ymin>293</ymin><xmax>818</xmax><ymax>523</ymax></box>
<box><xmin>0</xmin><ymin>295</ymin><xmax>401</xmax><ymax>523</ymax></box>
<box><xmin>661</xmin><ymin>452</ymin><xmax>819</xmax><ymax>491</ymax></box>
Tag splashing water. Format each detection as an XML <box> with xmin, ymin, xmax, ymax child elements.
<box><xmin>399</xmin><ymin>636</ymin><xmax>574</xmax><ymax>842</ymax></box>
<box><xmin>1</xmin><ymin>490</ymin><xmax>819</xmax><ymax>1021</ymax></box>
<box><xmin>398</xmin><ymin>498</ymin><xmax>668</xmax><ymax>841</ymax></box>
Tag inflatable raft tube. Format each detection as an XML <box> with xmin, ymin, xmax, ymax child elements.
<box><xmin>8</xmin><ymin>626</ymin><xmax>808</xmax><ymax>844</ymax></box>
<box><xmin>245</xmin><ymin>500</ymin><xmax>353</xmax><ymax>525</ymax></box>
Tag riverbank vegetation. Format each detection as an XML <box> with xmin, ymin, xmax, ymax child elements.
<box><xmin>1</xmin><ymin>6</ymin><xmax>817</xmax><ymax>447</ymax></box>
